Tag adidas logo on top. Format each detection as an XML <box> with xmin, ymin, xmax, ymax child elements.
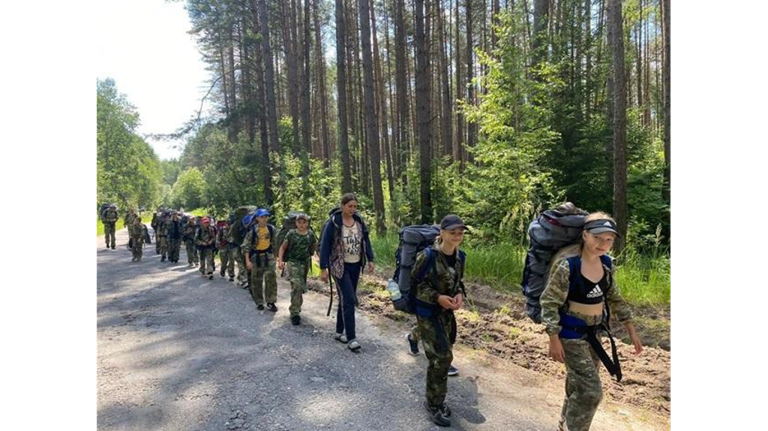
<box><xmin>586</xmin><ymin>285</ymin><xmax>603</xmax><ymax>299</ymax></box>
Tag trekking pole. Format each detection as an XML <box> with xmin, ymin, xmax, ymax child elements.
<box><xmin>326</xmin><ymin>276</ymin><xmax>334</xmax><ymax>317</ymax></box>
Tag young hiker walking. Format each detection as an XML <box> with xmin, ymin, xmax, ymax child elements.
<box><xmin>243</xmin><ymin>209</ymin><xmax>278</xmax><ymax>311</ymax></box>
<box><xmin>276</xmin><ymin>213</ymin><xmax>317</xmax><ymax>325</ymax></box>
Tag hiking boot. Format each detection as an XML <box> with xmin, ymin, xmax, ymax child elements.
<box><xmin>334</xmin><ymin>333</ymin><xmax>348</xmax><ymax>344</ymax></box>
<box><xmin>257</xmin><ymin>304</ymin><xmax>264</xmax><ymax>311</ymax></box>
<box><xmin>291</xmin><ymin>315</ymin><xmax>301</xmax><ymax>325</ymax></box>
<box><xmin>220</xmin><ymin>271</ymin><xmax>225</xmax><ymax>278</ymax></box>
<box><xmin>229</xmin><ymin>277</ymin><xmax>235</xmax><ymax>282</ymax></box>
<box><xmin>439</xmin><ymin>403</ymin><xmax>452</xmax><ymax>417</ymax></box>
<box><xmin>208</xmin><ymin>274</ymin><xmax>213</xmax><ymax>280</ymax></box>
<box><xmin>111</xmin><ymin>246</ymin><xmax>115</xmax><ymax>250</ymax></box>
<box><xmin>424</xmin><ymin>401</ymin><xmax>451</xmax><ymax>427</ymax></box>
<box><xmin>266</xmin><ymin>303</ymin><xmax>278</xmax><ymax>312</ymax></box>
<box><xmin>161</xmin><ymin>256</ymin><xmax>166</xmax><ymax>262</ymax></box>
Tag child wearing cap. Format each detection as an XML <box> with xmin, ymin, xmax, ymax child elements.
<box><xmin>276</xmin><ymin>213</ymin><xmax>317</xmax><ymax>325</ymax></box>
<box><xmin>540</xmin><ymin>211</ymin><xmax>643</xmax><ymax>431</ymax></box>
<box><xmin>411</xmin><ymin>214</ymin><xmax>469</xmax><ymax>427</ymax></box>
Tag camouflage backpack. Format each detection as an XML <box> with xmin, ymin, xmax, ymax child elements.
<box><xmin>228</xmin><ymin>205</ymin><xmax>257</xmax><ymax>245</ymax></box>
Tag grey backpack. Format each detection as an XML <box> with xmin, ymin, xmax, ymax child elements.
<box><xmin>521</xmin><ymin>202</ymin><xmax>588</xmax><ymax>323</ymax></box>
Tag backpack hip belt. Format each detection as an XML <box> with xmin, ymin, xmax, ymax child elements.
<box><xmin>559</xmin><ymin>313</ymin><xmax>622</xmax><ymax>381</ymax></box>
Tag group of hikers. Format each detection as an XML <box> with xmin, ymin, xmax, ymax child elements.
<box><xmin>99</xmin><ymin>194</ymin><xmax>643</xmax><ymax>430</ymax></box>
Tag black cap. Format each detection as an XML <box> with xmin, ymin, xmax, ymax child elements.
<box><xmin>440</xmin><ymin>214</ymin><xmax>469</xmax><ymax>231</ymax></box>
<box><xmin>584</xmin><ymin>219</ymin><xmax>621</xmax><ymax>237</ymax></box>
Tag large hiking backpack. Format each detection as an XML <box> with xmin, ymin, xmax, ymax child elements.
<box><xmin>241</xmin><ymin>213</ymin><xmax>255</xmax><ymax>229</ymax></box>
<box><xmin>99</xmin><ymin>203</ymin><xmax>110</xmax><ymax>221</ymax></box>
<box><xmin>277</xmin><ymin>211</ymin><xmax>312</xmax><ymax>250</ymax></box>
<box><xmin>228</xmin><ymin>205</ymin><xmax>257</xmax><ymax>245</ymax></box>
<box><xmin>521</xmin><ymin>202</ymin><xmax>589</xmax><ymax>323</ymax></box>
<box><xmin>389</xmin><ymin>224</ymin><xmax>442</xmax><ymax>314</ymax></box>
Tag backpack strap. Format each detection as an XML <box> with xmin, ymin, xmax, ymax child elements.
<box><xmin>416</xmin><ymin>247</ymin><xmax>437</xmax><ymax>281</ymax></box>
<box><xmin>599</xmin><ymin>254</ymin><xmax>613</xmax><ymax>328</ymax></box>
<box><xmin>411</xmin><ymin>248</ymin><xmax>440</xmax><ymax>317</ymax></box>
<box><xmin>566</xmin><ymin>256</ymin><xmax>581</xmax><ymax>290</ymax></box>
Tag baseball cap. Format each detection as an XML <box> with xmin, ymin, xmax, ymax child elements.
<box><xmin>584</xmin><ymin>219</ymin><xmax>620</xmax><ymax>237</ymax></box>
<box><xmin>440</xmin><ymin>214</ymin><xmax>469</xmax><ymax>231</ymax></box>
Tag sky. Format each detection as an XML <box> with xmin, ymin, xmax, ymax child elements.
<box><xmin>96</xmin><ymin>0</ymin><xmax>212</xmax><ymax>160</ymax></box>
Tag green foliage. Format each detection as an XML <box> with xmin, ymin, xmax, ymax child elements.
<box><xmin>170</xmin><ymin>167</ymin><xmax>206</xmax><ymax>210</ymax></box>
<box><xmin>97</xmin><ymin>78</ymin><xmax>163</xmax><ymax>212</ymax></box>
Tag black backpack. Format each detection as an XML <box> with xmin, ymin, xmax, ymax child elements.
<box><xmin>390</xmin><ymin>225</ymin><xmax>466</xmax><ymax>314</ymax></box>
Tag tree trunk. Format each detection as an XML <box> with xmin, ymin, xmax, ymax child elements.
<box><xmin>608</xmin><ymin>0</ymin><xmax>627</xmax><ymax>251</ymax></box>
<box><xmin>257</xmin><ymin>0</ymin><xmax>282</xmax><ymax>200</ymax></box>
<box><xmin>532</xmin><ymin>0</ymin><xmax>549</xmax><ymax>66</ymax></box>
<box><xmin>358</xmin><ymin>0</ymin><xmax>387</xmax><ymax>232</ymax></box>
<box><xmin>336</xmin><ymin>0</ymin><xmax>353</xmax><ymax>192</ymax></box>
<box><xmin>454</xmin><ymin>0</ymin><xmax>464</xmax><ymax>166</ymax></box>
<box><xmin>300</xmin><ymin>0</ymin><xmax>313</xmax><ymax>205</ymax></box>
<box><xmin>394</xmin><ymin>0</ymin><xmax>410</xmax><ymax>186</ymax></box>
<box><xmin>466</xmin><ymin>0</ymin><xmax>476</xmax><ymax>164</ymax></box>
<box><xmin>437</xmin><ymin>0</ymin><xmax>452</xmax><ymax>158</ymax></box>
<box><xmin>661</xmin><ymin>0</ymin><xmax>670</xmax><ymax>239</ymax></box>
<box><xmin>313</xmin><ymin>0</ymin><xmax>332</xmax><ymax>165</ymax></box>
<box><xmin>415</xmin><ymin>0</ymin><xmax>432</xmax><ymax>223</ymax></box>
<box><xmin>371</xmin><ymin>1</ymin><xmax>396</xmax><ymax>202</ymax></box>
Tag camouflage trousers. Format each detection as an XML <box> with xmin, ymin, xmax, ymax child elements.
<box><xmin>157</xmin><ymin>236</ymin><xmax>168</xmax><ymax>258</ymax></box>
<box><xmin>557</xmin><ymin>338</ymin><xmax>603</xmax><ymax>431</ymax></box>
<box><xmin>168</xmin><ymin>238</ymin><xmax>182</xmax><ymax>262</ymax></box>
<box><xmin>250</xmin><ymin>252</ymin><xmax>277</xmax><ymax>305</ymax></box>
<box><xmin>185</xmin><ymin>240</ymin><xmax>199</xmax><ymax>264</ymax></box>
<box><xmin>416</xmin><ymin>311</ymin><xmax>457</xmax><ymax>406</ymax></box>
<box><xmin>285</xmin><ymin>261</ymin><xmax>308</xmax><ymax>317</ymax></box>
<box><xmin>231</xmin><ymin>246</ymin><xmax>247</xmax><ymax>283</ymax></box>
<box><xmin>219</xmin><ymin>247</ymin><xmax>235</xmax><ymax>278</ymax></box>
<box><xmin>199</xmin><ymin>248</ymin><xmax>215</xmax><ymax>275</ymax></box>
<box><xmin>131</xmin><ymin>236</ymin><xmax>144</xmax><ymax>260</ymax></box>
<box><xmin>410</xmin><ymin>324</ymin><xmax>422</xmax><ymax>342</ymax></box>
<box><xmin>104</xmin><ymin>222</ymin><xmax>116</xmax><ymax>248</ymax></box>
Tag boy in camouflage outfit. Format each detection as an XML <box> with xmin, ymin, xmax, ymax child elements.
<box><xmin>276</xmin><ymin>213</ymin><xmax>317</xmax><ymax>325</ymax></box>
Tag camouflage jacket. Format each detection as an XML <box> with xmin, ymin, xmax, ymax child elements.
<box><xmin>216</xmin><ymin>226</ymin><xmax>229</xmax><ymax>250</ymax></box>
<box><xmin>282</xmin><ymin>229</ymin><xmax>317</xmax><ymax>263</ymax></box>
<box><xmin>242</xmin><ymin>224</ymin><xmax>277</xmax><ymax>256</ymax></box>
<box><xmin>183</xmin><ymin>223</ymin><xmax>197</xmax><ymax>242</ymax></box>
<box><xmin>156</xmin><ymin>219</ymin><xmax>170</xmax><ymax>237</ymax></box>
<box><xmin>195</xmin><ymin>226</ymin><xmax>217</xmax><ymax>249</ymax></box>
<box><xmin>103</xmin><ymin>209</ymin><xmax>118</xmax><ymax>224</ymax></box>
<box><xmin>128</xmin><ymin>223</ymin><xmax>143</xmax><ymax>238</ymax></box>
<box><xmin>124</xmin><ymin>213</ymin><xmax>137</xmax><ymax>228</ymax></box>
<box><xmin>411</xmin><ymin>244</ymin><xmax>466</xmax><ymax>306</ymax></box>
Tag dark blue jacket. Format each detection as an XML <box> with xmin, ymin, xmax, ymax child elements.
<box><xmin>319</xmin><ymin>211</ymin><xmax>374</xmax><ymax>269</ymax></box>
